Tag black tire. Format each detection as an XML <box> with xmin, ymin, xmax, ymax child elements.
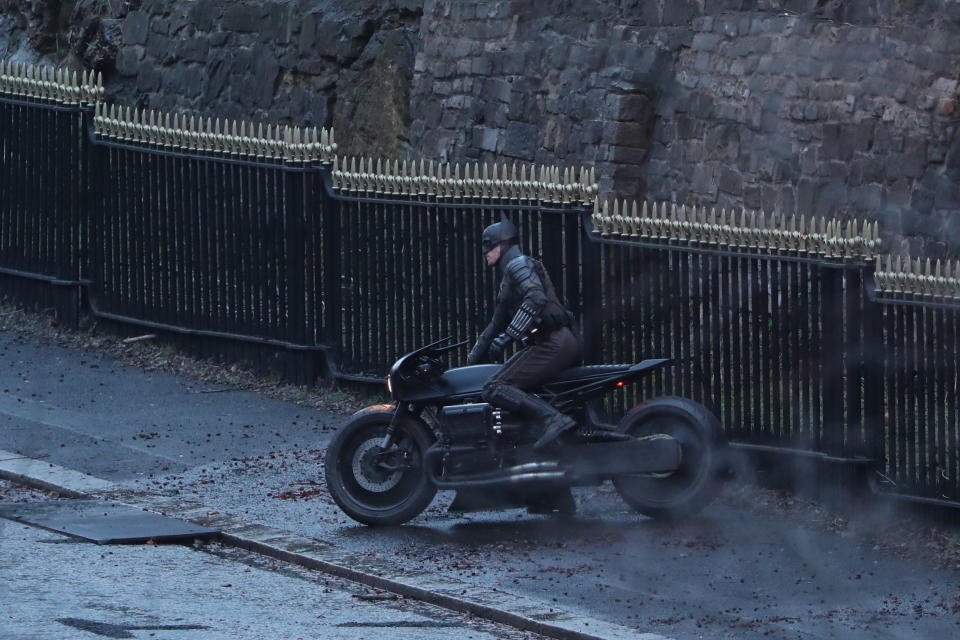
<box><xmin>612</xmin><ymin>396</ymin><xmax>724</xmax><ymax>520</ymax></box>
<box><xmin>324</xmin><ymin>407</ymin><xmax>437</xmax><ymax>526</ymax></box>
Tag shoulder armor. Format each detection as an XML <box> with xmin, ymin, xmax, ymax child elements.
<box><xmin>505</xmin><ymin>255</ymin><xmax>536</xmax><ymax>284</ymax></box>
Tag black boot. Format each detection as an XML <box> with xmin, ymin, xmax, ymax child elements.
<box><xmin>517</xmin><ymin>394</ymin><xmax>576</xmax><ymax>450</ymax></box>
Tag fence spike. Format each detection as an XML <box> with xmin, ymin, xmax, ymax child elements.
<box><xmin>657</xmin><ymin>203</ymin><xmax>668</xmax><ymax>242</ymax></box>
<box><xmin>371</xmin><ymin>157</ymin><xmax>381</xmax><ymax>193</ymax></box>
<box><xmin>354</xmin><ymin>156</ymin><xmax>363</xmax><ymax>192</ymax></box>
<box><xmin>161</xmin><ymin>113</ymin><xmax>171</xmax><ymax>147</ymax></box>
<box><xmin>845</xmin><ymin>219</ymin><xmax>855</xmax><ymax>258</ymax></box>
<box><xmin>253</xmin><ymin>122</ymin><xmax>264</xmax><ymax>158</ymax></box>
<box><xmin>720</xmin><ymin>208</ymin><xmax>731</xmax><ymax>247</ymax></box>
<box><xmin>463</xmin><ymin>162</ymin><xmax>471</xmax><ymax>198</ymax></box>
<box><xmin>361</xmin><ymin>156</ymin><xmax>370</xmax><ymax>192</ymax></box>
<box><xmin>590</xmin><ymin>198</ymin><xmax>601</xmax><ymax>235</ymax></box>
<box><xmin>412</xmin><ymin>159</ymin><xmax>421</xmax><ymax>196</ymax></box>
<box><xmin>382</xmin><ymin>158</ymin><xmax>392</xmax><ymax>195</ymax></box>
<box><xmin>119</xmin><ymin>105</ymin><xmax>131</xmax><ymax>141</ymax></box>
<box><xmin>238</xmin><ymin>120</ymin><xmax>248</xmax><ymax>154</ymax></box>
<box><xmin>338</xmin><ymin>155</ymin><xmax>349</xmax><ymax>191</ymax></box>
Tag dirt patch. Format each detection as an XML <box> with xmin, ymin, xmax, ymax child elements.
<box><xmin>0</xmin><ymin>301</ymin><xmax>372</xmax><ymax>416</ymax></box>
<box><xmin>0</xmin><ymin>478</ymin><xmax>61</xmax><ymax>502</ymax></box>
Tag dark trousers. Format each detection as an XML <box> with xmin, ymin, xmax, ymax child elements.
<box><xmin>482</xmin><ymin>326</ymin><xmax>581</xmax><ymax>405</ymax></box>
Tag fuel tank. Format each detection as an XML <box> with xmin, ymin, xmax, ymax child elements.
<box><xmin>393</xmin><ymin>364</ymin><xmax>500</xmax><ymax>403</ymax></box>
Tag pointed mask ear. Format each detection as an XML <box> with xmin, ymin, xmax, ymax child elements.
<box><xmin>500</xmin><ymin>214</ymin><xmax>518</xmax><ymax>241</ymax></box>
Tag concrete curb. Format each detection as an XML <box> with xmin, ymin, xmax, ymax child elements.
<box><xmin>0</xmin><ymin>450</ymin><xmax>670</xmax><ymax>640</ymax></box>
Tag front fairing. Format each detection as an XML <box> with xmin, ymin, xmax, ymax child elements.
<box><xmin>386</xmin><ymin>338</ymin><xmax>498</xmax><ymax>403</ymax></box>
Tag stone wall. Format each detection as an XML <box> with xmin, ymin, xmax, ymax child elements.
<box><xmin>410</xmin><ymin>0</ymin><xmax>960</xmax><ymax>256</ymax></box>
<box><xmin>113</xmin><ymin>0</ymin><xmax>422</xmax><ymax>159</ymax></box>
<box><xmin>2</xmin><ymin>0</ymin><xmax>960</xmax><ymax>254</ymax></box>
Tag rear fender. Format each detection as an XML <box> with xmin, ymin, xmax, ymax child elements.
<box><xmin>551</xmin><ymin>358</ymin><xmax>671</xmax><ymax>402</ymax></box>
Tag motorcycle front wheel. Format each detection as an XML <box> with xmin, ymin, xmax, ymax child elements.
<box><xmin>613</xmin><ymin>396</ymin><xmax>724</xmax><ymax>520</ymax></box>
<box><xmin>324</xmin><ymin>408</ymin><xmax>437</xmax><ymax>526</ymax></box>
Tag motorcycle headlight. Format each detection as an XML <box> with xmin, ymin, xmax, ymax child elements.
<box><xmin>386</xmin><ymin>375</ymin><xmax>393</xmax><ymax>394</ymax></box>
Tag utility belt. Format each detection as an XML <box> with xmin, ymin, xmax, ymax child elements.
<box><xmin>541</xmin><ymin>307</ymin><xmax>574</xmax><ymax>330</ymax></box>
<box><xmin>521</xmin><ymin>310</ymin><xmax>574</xmax><ymax>346</ymax></box>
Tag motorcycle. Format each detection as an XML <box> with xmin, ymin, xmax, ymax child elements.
<box><xmin>324</xmin><ymin>338</ymin><xmax>725</xmax><ymax>526</ymax></box>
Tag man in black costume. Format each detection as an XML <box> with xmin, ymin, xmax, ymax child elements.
<box><xmin>466</xmin><ymin>215</ymin><xmax>582</xmax><ymax>450</ymax></box>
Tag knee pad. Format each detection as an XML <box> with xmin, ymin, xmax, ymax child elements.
<box><xmin>483</xmin><ymin>381</ymin><xmax>527</xmax><ymax>408</ymax></box>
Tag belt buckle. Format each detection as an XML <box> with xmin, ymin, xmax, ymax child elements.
<box><xmin>522</xmin><ymin>328</ymin><xmax>539</xmax><ymax>347</ymax></box>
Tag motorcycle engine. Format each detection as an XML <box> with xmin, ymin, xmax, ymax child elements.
<box><xmin>439</xmin><ymin>403</ymin><xmax>491</xmax><ymax>444</ymax></box>
<box><xmin>438</xmin><ymin>403</ymin><xmax>532</xmax><ymax>477</ymax></box>
<box><xmin>488</xmin><ymin>407</ymin><xmax>528</xmax><ymax>441</ymax></box>
<box><xmin>439</xmin><ymin>403</ymin><xmax>527</xmax><ymax>444</ymax></box>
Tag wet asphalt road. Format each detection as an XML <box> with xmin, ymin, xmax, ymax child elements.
<box><xmin>0</xmin><ymin>480</ymin><xmax>539</xmax><ymax>640</ymax></box>
<box><xmin>2</xmin><ymin>329</ymin><xmax>959</xmax><ymax>639</ymax></box>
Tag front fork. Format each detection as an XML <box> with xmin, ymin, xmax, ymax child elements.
<box><xmin>379</xmin><ymin>403</ymin><xmax>413</xmax><ymax>449</ymax></box>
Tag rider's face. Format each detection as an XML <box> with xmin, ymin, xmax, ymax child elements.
<box><xmin>485</xmin><ymin>244</ymin><xmax>501</xmax><ymax>266</ymax></box>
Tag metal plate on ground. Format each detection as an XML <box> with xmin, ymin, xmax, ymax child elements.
<box><xmin>0</xmin><ymin>500</ymin><xmax>219</xmax><ymax>545</ymax></box>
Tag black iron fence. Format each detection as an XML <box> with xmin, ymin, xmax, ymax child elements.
<box><xmin>0</xmin><ymin>60</ymin><xmax>958</xmax><ymax>510</ymax></box>
<box><xmin>327</xmin><ymin>159</ymin><xmax>592</xmax><ymax>377</ymax></box>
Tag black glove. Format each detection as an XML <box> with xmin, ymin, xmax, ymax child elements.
<box><xmin>465</xmin><ymin>341</ymin><xmax>486</xmax><ymax>366</ymax></box>
<box><xmin>488</xmin><ymin>333</ymin><xmax>512</xmax><ymax>360</ymax></box>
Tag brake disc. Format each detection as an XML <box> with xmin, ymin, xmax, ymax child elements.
<box><xmin>352</xmin><ymin>439</ymin><xmax>403</xmax><ymax>492</ymax></box>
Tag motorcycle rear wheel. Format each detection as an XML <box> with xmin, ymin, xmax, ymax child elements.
<box><xmin>613</xmin><ymin>396</ymin><xmax>723</xmax><ymax>520</ymax></box>
<box><xmin>324</xmin><ymin>409</ymin><xmax>437</xmax><ymax>526</ymax></box>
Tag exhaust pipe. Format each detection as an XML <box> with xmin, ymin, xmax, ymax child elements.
<box><xmin>425</xmin><ymin>447</ymin><xmax>565</xmax><ymax>488</ymax></box>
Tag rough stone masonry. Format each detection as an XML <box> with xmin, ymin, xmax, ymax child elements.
<box><xmin>1</xmin><ymin>0</ymin><xmax>959</xmax><ymax>255</ymax></box>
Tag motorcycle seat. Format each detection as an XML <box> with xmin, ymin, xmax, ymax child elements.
<box><xmin>552</xmin><ymin>364</ymin><xmax>634</xmax><ymax>382</ymax></box>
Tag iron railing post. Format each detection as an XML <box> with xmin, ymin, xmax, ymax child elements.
<box><xmin>319</xmin><ymin>165</ymin><xmax>342</xmax><ymax>377</ymax></box>
<box><xmin>579</xmin><ymin>213</ymin><xmax>603</xmax><ymax>362</ymax></box>
<box><xmin>821</xmin><ymin>266</ymin><xmax>846</xmax><ymax>458</ymax></box>
<box><xmin>284</xmin><ymin>165</ymin><xmax>308</xmax><ymax>383</ymax></box>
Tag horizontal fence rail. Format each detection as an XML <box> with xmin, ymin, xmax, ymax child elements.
<box><xmin>0</xmin><ymin>57</ymin><xmax>958</xmax><ymax>512</ymax></box>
